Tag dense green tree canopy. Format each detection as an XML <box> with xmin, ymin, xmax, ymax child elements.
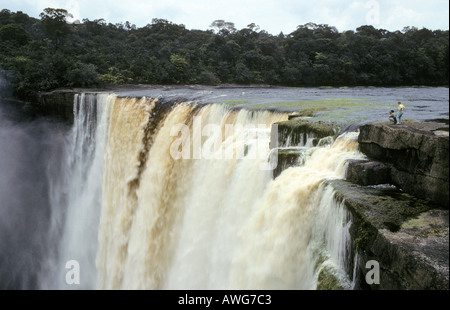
<box><xmin>0</xmin><ymin>8</ymin><xmax>448</xmax><ymax>101</ymax></box>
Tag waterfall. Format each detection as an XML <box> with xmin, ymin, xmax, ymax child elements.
<box><xmin>228</xmin><ymin>132</ymin><xmax>362</xmax><ymax>289</ymax></box>
<box><xmin>39</xmin><ymin>93</ymin><xmax>115</xmax><ymax>289</ymax></box>
<box><xmin>307</xmin><ymin>186</ymin><xmax>355</xmax><ymax>289</ymax></box>
<box><xmin>40</xmin><ymin>93</ymin><xmax>365</xmax><ymax>289</ymax></box>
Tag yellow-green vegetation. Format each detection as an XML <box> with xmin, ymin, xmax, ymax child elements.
<box><xmin>242</xmin><ymin>98</ymin><xmax>380</xmax><ymax>116</ymax></box>
<box><xmin>375</xmin><ymin>119</ymin><xmax>415</xmax><ymax>125</ymax></box>
<box><xmin>312</xmin><ymin>247</ymin><xmax>346</xmax><ymax>290</ymax></box>
<box><xmin>276</xmin><ymin>118</ymin><xmax>340</xmax><ymax>137</ymax></box>
<box><xmin>247</xmin><ymin>98</ymin><xmax>367</xmax><ymax>109</ymax></box>
<box><xmin>219</xmin><ymin>99</ymin><xmax>248</xmax><ymax>108</ymax></box>
<box><xmin>401</xmin><ymin>211</ymin><xmax>448</xmax><ymax>236</ymax></box>
<box><xmin>218</xmin><ymin>98</ymin><xmax>394</xmax><ymax>125</ymax></box>
<box><xmin>291</xmin><ymin>107</ymin><xmax>328</xmax><ymax>117</ymax></box>
<box><xmin>402</xmin><ymin>213</ymin><xmax>436</xmax><ymax>229</ymax></box>
<box><xmin>331</xmin><ymin>180</ymin><xmax>433</xmax><ymax>249</ymax></box>
<box><xmin>316</xmin><ymin>267</ymin><xmax>345</xmax><ymax>290</ymax></box>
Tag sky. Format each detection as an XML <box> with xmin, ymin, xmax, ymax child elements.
<box><xmin>1</xmin><ymin>0</ymin><xmax>449</xmax><ymax>34</ymax></box>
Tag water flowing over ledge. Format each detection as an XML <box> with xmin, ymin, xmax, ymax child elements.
<box><xmin>36</xmin><ymin>92</ymin><xmax>371</xmax><ymax>289</ymax></box>
<box><xmin>2</xmin><ymin>87</ymin><xmax>447</xmax><ymax>290</ymax></box>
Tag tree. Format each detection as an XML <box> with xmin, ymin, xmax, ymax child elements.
<box><xmin>235</xmin><ymin>62</ymin><xmax>253</xmax><ymax>83</ymax></box>
<box><xmin>209</xmin><ymin>20</ymin><xmax>236</xmax><ymax>35</ymax></box>
<box><xmin>169</xmin><ymin>54</ymin><xmax>189</xmax><ymax>83</ymax></box>
<box><xmin>0</xmin><ymin>24</ymin><xmax>29</xmax><ymax>45</ymax></box>
<box><xmin>82</xmin><ymin>18</ymin><xmax>106</xmax><ymax>35</ymax></box>
<box><xmin>66</xmin><ymin>62</ymin><xmax>99</xmax><ymax>87</ymax></box>
<box><xmin>1</xmin><ymin>8</ymin><xmax>449</xmax><ymax>101</ymax></box>
<box><xmin>246</xmin><ymin>23</ymin><xmax>260</xmax><ymax>32</ymax></box>
<box><xmin>0</xmin><ymin>9</ymin><xmax>12</xmax><ymax>25</ymax></box>
<box><xmin>39</xmin><ymin>8</ymin><xmax>73</xmax><ymax>44</ymax></box>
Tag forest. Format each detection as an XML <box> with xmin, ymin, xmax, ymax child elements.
<box><xmin>0</xmin><ymin>8</ymin><xmax>449</xmax><ymax>101</ymax></box>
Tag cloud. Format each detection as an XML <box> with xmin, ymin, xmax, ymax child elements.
<box><xmin>379</xmin><ymin>0</ymin><xmax>449</xmax><ymax>30</ymax></box>
<box><xmin>1</xmin><ymin>0</ymin><xmax>448</xmax><ymax>33</ymax></box>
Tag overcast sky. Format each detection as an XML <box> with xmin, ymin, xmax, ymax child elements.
<box><xmin>1</xmin><ymin>0</ymin><xmax>449</xmax><ymax>34</ymax></box>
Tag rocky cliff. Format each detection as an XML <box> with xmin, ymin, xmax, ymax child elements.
<box><xmin>271</xmin><ymin>119</ymin><xmax>449</xmax><ymax>290</ymax></box>
<box><xmin>331</xmin><ymin>180</ymin><xmax>449</xmax><ymax>290</ymax></box>
<box><xmin>342</xmin><ymin>122</ymin><xmax>449</xmax><ymax>289</ymax></box>
<box><xmin>352</xmin><ymin>122</ymin><xmax>449</xmax><ymax>208</ymax></box>
<box><xmin>343</xmin><ymin>122</ymin><xmax>449</xmax><ymax>289</ymax></box>
<box><xmin>36</xmin><ymin>90</ymin><xmax>79</xmax><ymax>123</ymax></box>
<box><xmin>273</xmin><ymin>118</ymin><xmax>340</xmax><ymax>148</ymax></box>
<box><xmin>271</xmin><ymin>118</ymin><xmax>340</xmax><ymax>178</ymax></box>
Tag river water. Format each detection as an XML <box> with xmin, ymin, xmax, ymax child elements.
<box><xmin>116</xmin><ymin>85</ymin><xmax>449</xmax><ymax>124</ymax></box>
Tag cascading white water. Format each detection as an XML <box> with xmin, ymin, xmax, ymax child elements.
<box><xmin>43</xmin><ymin>93</ymin><xmax>366</xmax><ymax>290</ymax></box>
<box><xmin>160</xmin><ymin>106</ymin><xmax>287</xmax><ymax>290</ymax></box>
<box><xmin>282</xmin><ymin>131</ymin><xmax>316</xmax><ymax>148</ymax></box>
<box><xmin>307</xmin><ymin>185</ymin><xmax>355</xmax><ymax>289</ymax></box>
<box><xmin>228</xmin><ymin>132</ymin><xmax>363</xmax><ymax>289</ymax></box>
<box><xmin>40</xmin><ymin>93</ymin><xmax>115</xmax><ymax>289</ymax></box>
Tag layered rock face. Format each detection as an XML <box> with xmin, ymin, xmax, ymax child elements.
<box><xmin>274</xmin><ymin>118</ymin><xmax>340</xmax><ymax>147</ymax></box>
<box><xmin>332</xmin><ymin>180</ymin><xmax>449</xmax><ymax>290</ymax></box>
<box><xmin>354</xmin><ymin>122</ymin><xmax>449</xmax><ymax>208</ymax></box>
<box><xmin>272</xmin><ymin>119</ymin><xmax>449</xmax><ymax>290</ymax></box>
<box><xmin>36</xmin><ymin>90</ymin><xmax>78</xmax><ymax>122</ymax></box>
<box><xmin>342</xmin><ymin>122</ymin><xmax>449</xmax><ymax>290</ymax></box>
<box><xmin>271</xmin><ymin>118</ymin><xmax>340</xmax><ymax>178</ymax></box>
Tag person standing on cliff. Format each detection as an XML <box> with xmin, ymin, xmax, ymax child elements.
<box><xmin>396</xmin><ymin>101</ymin><xmax>405</xmax><ymax>125</ymax></box>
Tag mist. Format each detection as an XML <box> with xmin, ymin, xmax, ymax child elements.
<box><xmin>0</xmin><ymin>88</ymin><xmax>69</xmax><ymax>289</ymax></box>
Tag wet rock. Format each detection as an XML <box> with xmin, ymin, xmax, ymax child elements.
<box><xmin>273</xmin><ymin>148</ymin><xmax>303</xmax><ymax>179</ymax></box>
<box><xmin>331</xmin><ymin>180</ymin><xmax>449</xmax><ymax>290</ymax></box>
<box><xmin>316</xmin><ymin>266</ymin><xmax>345</xmax><ymax>290</ymax></box>
<box><xmin>358</xmin><ymin>122</ymin><xmax>449</xmax><ymax>207</ymax></box>
<box><xmin>272</xmin><ymin>119</ymin><xmax>340</xmax><ymax>147</ymax></box>
<box><xmin>346</xmin><ymin>159</ymin><xmax>392</xmax><ymax>186</ymax></box>
<box><xmin>37</xmin><ymin>90</ymin><xmax>78</xmax><ymax>123</ymax></box>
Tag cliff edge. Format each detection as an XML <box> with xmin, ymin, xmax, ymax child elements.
<box><xmin>350</xmin><ymin>121</ymin><xmax>449</xmax><ymax>208</ymax></box>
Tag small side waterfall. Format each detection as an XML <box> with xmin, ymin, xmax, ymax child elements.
<box><xmin>307</xmin><ymin>186</ymin><xmax>355</xmax><ymax>289</ymax></box>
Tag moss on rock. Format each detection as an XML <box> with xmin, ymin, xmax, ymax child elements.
<box><xmin>317</xmin><ymin>267</ymin><xmax>345</xmax><ymax>290</ymax></box>
<box><xmin>274</xmin><ymin>119</ymin><xmax>340</xmax><ymax>147</ymax></box>
<box><xmin>330</xmin><ymin>180</ymin><xmax>449</xmax><ymax>289</ymax></box>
